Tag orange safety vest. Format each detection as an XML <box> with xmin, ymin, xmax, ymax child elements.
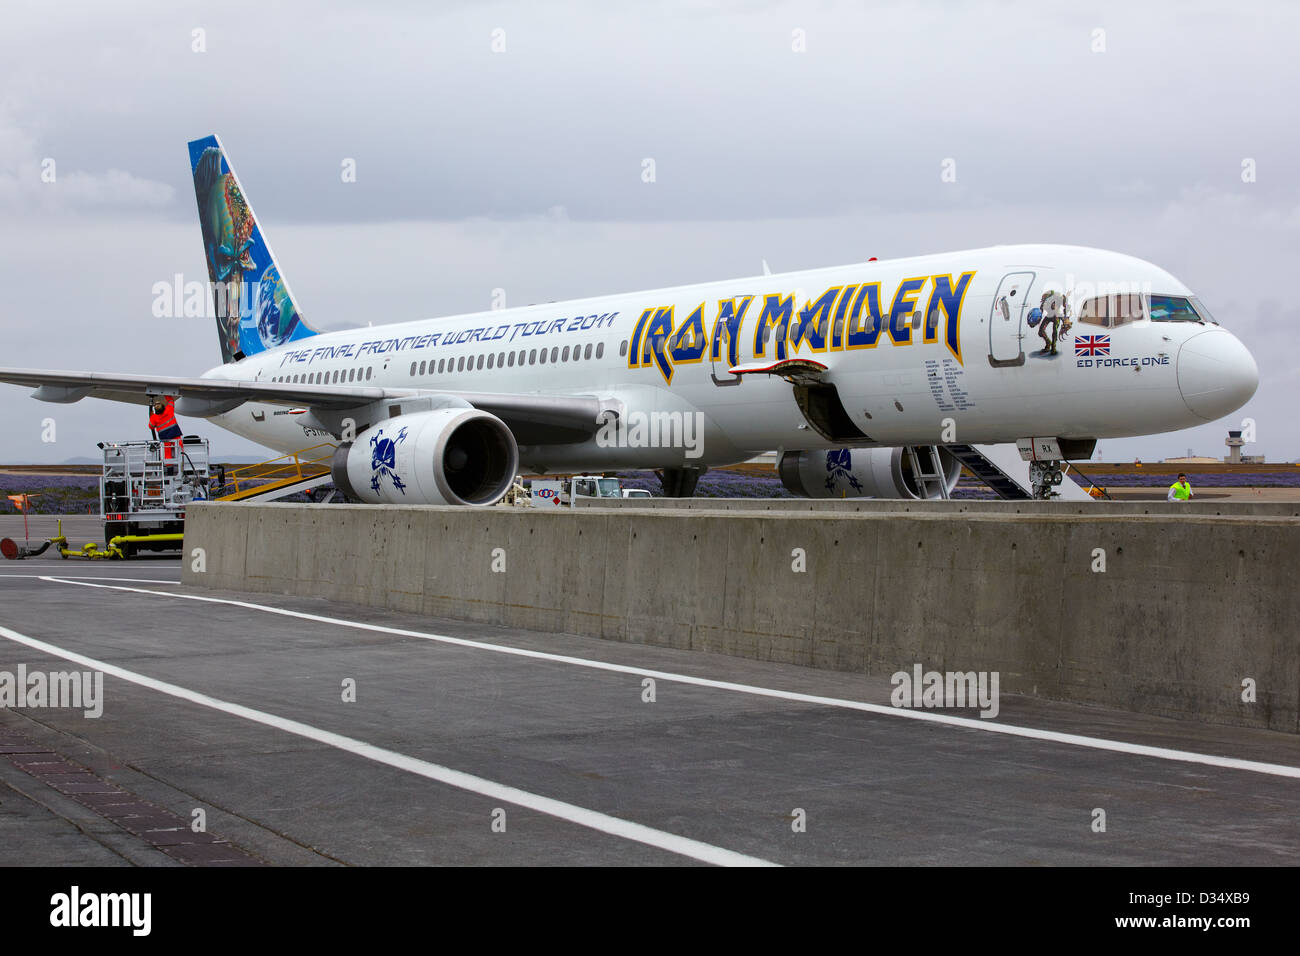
<box><xmin>149</xmin><ymin>397</ymin><xmax>178</xmax><ymax>433</ymax></box>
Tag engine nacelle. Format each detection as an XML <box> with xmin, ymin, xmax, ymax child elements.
<box><xmin>778</xmin><ymin>447</ymin><xmax>962</xmax><ymax>500</ymax></box>
<box><xmin>332</xmin><ymin>409</ymin><xmax>519</xmax><ymax>506</ymax></box>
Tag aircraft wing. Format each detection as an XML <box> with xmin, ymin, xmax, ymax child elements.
<box><xmin>0</xmin><ymin>367</ymin><xmax>610</xmax><ymax>444</ymax></box>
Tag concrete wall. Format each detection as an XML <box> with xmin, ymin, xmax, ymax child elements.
<box><xmin>182</xmin><ymin>502</ymin><xmax>1300</xmax><ymax>733</ymax></box>
<box><xmin>585</xmin><ymin>496</ymin><xmax>1300</xmax><ymax>517</ymax></box>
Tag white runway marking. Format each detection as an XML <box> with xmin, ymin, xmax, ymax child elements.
<box><xmin>0</xmin><ymin>621</ymin><xmax>776</xmax><ymax>868</ymax></box>
<box><xmin>34</xmin><ymin>576</ymin><xmax>1300</xmax><ymax>780</ymax></box>
<box><xmin>0</xmin><ymin>575</ymin><xmax>177</xmax><ymax>583</ymax></box>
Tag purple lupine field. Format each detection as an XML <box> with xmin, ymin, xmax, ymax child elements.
<box><xmin>3</xmin><ymin>466</ymin><xmax>1297</xmax><ymax>514</ymax></box>
<box><xmin>0</xmin><ymin>473</ymin><xmax>329</xmax><ymax>513</ymax></box>
<box><xmin>0</xmin><ymin>474</ymin><xmax>100</xmax><ymax>515</ymax></box>
<box><xmin>1073</xmin><ymin>470</ymin><xmax>1300</xmax><ymax>487</ymax></box>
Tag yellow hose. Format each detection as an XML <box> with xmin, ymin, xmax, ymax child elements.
<box><xmin>51</xmin><ymin>519</ymin><xmax>184</xmax><ymax>560</ymax></box>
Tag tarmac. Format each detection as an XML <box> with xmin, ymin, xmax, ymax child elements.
<box><xmin>0</xmin><ymin>515</ymin><xmax>1297</xmax><ymax>866</ymax></box>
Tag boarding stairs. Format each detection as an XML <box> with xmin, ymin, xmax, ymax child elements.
<box><xmin>906</xmin><ymin>445</ymin><xmax>952</xmax><ymax>499</ymax></box>
<box><xmin>947</xmin><ymin>444</ymin><xmax>1095</xmax><ymax>501</ymax></box>
<box><xmin>214</xmin><ymin>443</ymin><xmax>336</xmax><ymax>502</ymax></box>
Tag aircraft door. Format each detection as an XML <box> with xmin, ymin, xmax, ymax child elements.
<box><xmin>709</xmin><ymin>294</ymin><xmax>755</xmax><ymax>387</ymax></box>
<box><xmin>988</xmin><ymin>272</ymin><xmax>1035</xmax><ymax>368</ymax></box>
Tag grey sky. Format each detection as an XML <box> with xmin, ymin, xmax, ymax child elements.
<box><xmin>0</xmin><ymin>0</ymin><xmax>1296</xmax><ymax>463</ymax></box>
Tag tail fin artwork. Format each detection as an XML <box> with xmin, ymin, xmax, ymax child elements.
<box><xmin>187</xmin><ymin>135</ymin><xmax>318</xmax><ymax>364</ymax></box>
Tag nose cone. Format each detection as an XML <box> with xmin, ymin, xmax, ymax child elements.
<box><xmin>1176</xmin><ymin>329</ymin><xmax>1259</xmax><ymax>420</ymax></box>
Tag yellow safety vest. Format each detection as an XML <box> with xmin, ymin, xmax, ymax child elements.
<box><xmin>1170</xmin><ymin>481</ymin><xmax>1191</xmax><ymax>500</ymax></box>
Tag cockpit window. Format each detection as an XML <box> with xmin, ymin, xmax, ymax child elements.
<box><xmin>1189</xmin><ymin>297</ymin><xmax>1218</xmax><ymax>324</ymax></box>
<box><xmin>1079</xmin><ymin>294</ymin><xmax>1144</xmax><ymax>328</ymax></box>
<box><xmin>1149</xmin><ymin>294</ymin><xmax>1201</xmax><ymax>322</ymax></box>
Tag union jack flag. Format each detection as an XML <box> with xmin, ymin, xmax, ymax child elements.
<box><xmin>1075</xmin><ymin>335</ymin><xmax>1110</xmax><ymax>356</ymax></box>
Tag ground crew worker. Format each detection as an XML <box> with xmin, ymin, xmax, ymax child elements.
<box><xmin>1167</xmin><ymin>473</ymin><xmax>1193</xmax><ymax>502</ymax></box>
<box><xmin>148</xmin><ymin>396</ymin><xmax>183</xmax><ymax>471</ymax></box>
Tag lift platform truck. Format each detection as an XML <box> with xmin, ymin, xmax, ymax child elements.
<box><xmin>52</xmin><ymin>437</ymin><xmax>212</xmax><ymax>559</ymax></box>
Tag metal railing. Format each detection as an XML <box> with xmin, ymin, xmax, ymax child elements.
<box><xmin>214</xmin><ymin>442</ymin><xmax>337</xmax><ymax>501</ymax></box>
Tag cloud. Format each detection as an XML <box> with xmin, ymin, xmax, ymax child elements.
<box><xmin>0</xmin><ymin>1</ymin><xmax>1297</xmax><ymax>463</ymax></box>
<box><xmin>0</xmin><ymin>109</ymin><xmax>174</xmax><ymax>214</ymax></box>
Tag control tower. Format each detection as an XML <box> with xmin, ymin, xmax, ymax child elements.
<box><xmin>1224</xmin><ymin>430</ymin><xmax>1244</xmax><ymax>463</ymax></box>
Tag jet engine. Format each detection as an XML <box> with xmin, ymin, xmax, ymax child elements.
<box><xmin>331</xmin><ymin>408</ymin><xmax>519</xmax><ymax>505</ymax></box>
<box><xmin>778</xmin><ymin>447</ymin><xmax>962</xmax><ymax>500</ymax></box>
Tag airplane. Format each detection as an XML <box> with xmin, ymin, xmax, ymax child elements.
<box><xmin>0</xmin><ymin>135</ymin><xmax>1259</xmax><ymax>504</ymax></box>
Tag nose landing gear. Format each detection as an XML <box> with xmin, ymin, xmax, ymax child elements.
<box><xmin>1029</xmin><ymin>460</ymin><xmax>1065</xmax><ymax>498</ymax></box>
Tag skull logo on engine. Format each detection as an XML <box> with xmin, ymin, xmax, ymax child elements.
<box><xmin>369</xmin><ymin>425</ymin><xmax>409</xmax><ymax>494</ymax></box>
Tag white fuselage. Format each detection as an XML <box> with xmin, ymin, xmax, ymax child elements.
<box><xmin>205</xmin><ymin>244</ymin><xmax>1258</xmax><ymax>472</ymax></box>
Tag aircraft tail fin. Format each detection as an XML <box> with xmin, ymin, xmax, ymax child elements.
<box><xmin>187</xmin><ymin>135</ymin><xmax>318</xmax><ymax>364</ymax></box>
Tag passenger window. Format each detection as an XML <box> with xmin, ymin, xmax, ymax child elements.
<box><xmin>551</xmin><ymin>347</ymin><xmax>559</xmax><ymax>363</ymax></box>
<box><xmin>508</xmin><ymin>352</ymin><xmax>515</xmax><ymax>367</ymax></box>
<box><xmin>620</xmin><ymin>339</ymin><xmax>628</xmax><ymax>357</ymax></box>
<box><xmin>366</xmin><ymin>367</ymin><xmax>372</xmax><ymax>380</ymax></box>
<box><xmin>477</xmin><ymin>354</ymin><xmax>484</xmax><ymax>370</ymax></box>
<box><xmin>419</xmin><ymin>361</ymin><xmax>426</xmax><ymax>375</ymax></box>
<box><xmin>596</xmin><ymin>342</ymin><xmax>604</xmax><ymax>359</ymax></box>
<box><xmin>498</xmin><ymin>352</ymin><xmax>505</xmax><ymax>367</ymax></box>
<box><xmin>409</xmin><ymin>362</ymin><xmax>417</xmax><ymax>376</ymax></box>
<box><xmin>438</xmin><ymin>359</ymin><xmax>445</xmax><ymax>373</ymax></box>
<box><xmin>457</xmin><ymin>356</ymin><xmax>465</xmax><ymax>372</ymax></box>
<box><xmin>488</xmin><ymin>354</ymin><xmax>495</xmax><ymax>369</ymax></box>
<box><xmin>539</xmin><ymin>348</ymin><xmax>547</xmax><ymax>364</ymax></box>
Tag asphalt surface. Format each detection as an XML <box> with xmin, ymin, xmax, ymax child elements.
<box><xmin>0</xmin><ymin>516</ymin><xmax>1297</xmax><ymax>866</ymax></box>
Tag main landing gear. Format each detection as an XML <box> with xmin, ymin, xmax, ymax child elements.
<box><xmin>656</xmin><ymin>466</ymin><xmax>708</xmax><ymax>498</ymax></box>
